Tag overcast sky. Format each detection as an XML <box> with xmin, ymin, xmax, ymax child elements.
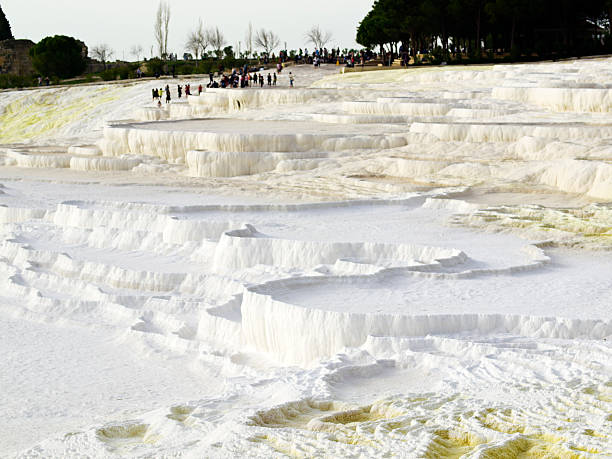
<box><xmin>3</xmin><ymin>0</ymin><xmax>374</xmax><ymax>59</ymax></box>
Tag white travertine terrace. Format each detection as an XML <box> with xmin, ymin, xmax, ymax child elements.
<box><xmin>0</xmin><ymin>61</ymin><xmax>611</xmax><ymax>457</ymax></box>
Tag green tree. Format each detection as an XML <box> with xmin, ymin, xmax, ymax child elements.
<box><xmin>357</xmin><ymin>0</ymin><xmax>612</xmax><ymax>62</ymax></box>
<box><xmin>606</xmin><ymin>0</ymin><xmax>612</xmax><ymax>34</ymax></box>
<box><xmin>357</xmin><ymin>0</ymin><xmax>403</xmax><ymax>55</ymax></box>
<box><xmin>29</xmin><ymin>35</ymin><xmax>87</xmax><ymax>78</ymax></box>
<box><xmin>421</xmin><ymin>0</ymin><xmax>450</xmax><ymax>50</ymax></box>
<box><xmin>486</xmin><ymin>0</ymin><xmax>531</xmax><ymax>51</ymax></box>
<box><xmin>222</xmin><ymin>45</ymin><xmax>235</xmax><ymax>68</ymax></box>
<box><xmin>357</xmin><ymin>8</ymin><xmax>390</xmax><ymax>52</ymax></box>
<box><xmin>0</xmin><ymin>4</ymin><xmax>13</xmax><ymax>41</ymax></box>
<box><xmin>223</xmin><ymin>45</ymin><xmax>235</xmax><ymax>59</ymax></box>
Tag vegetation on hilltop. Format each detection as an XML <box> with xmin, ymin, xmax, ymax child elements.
<box><xmin>357</xmin><ymin>0</ymin><xmax>612</xmax><ymax>62</ymax></box>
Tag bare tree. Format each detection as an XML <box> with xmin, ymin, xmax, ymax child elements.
<box><xmin>154</xmin><ymin>1</ymin><xmax>171</xmax><ymax>58</ymax></box>
<box><xmin>186</xmin><ymin>18</ymin><xmax>208</xmax><ymax>62</ymax></box>
<box><xmin>305</xmin><ymin>25</ymin><xmax>332</xmax><ymax>50</ymax></box>
<box><xmin>206</xmin><ymin>27</ymin><xmax>226</xmax><ymax>58</ymax></box>
<box><xmin>244</xmin><ymin>22</ymin><xmax>254</xmax><ymax>58</ymax></box>
<box><xmin>254</xmin><ymin>28</ymin><xmax>280</xmax><ymax>56</ymax></box>
<box><xmin>185</xmin><ymin>32</ymin><xmax>199</xmax><ymax>61</ymax></box>
<box><xmin>92</xmin><ymin>44</ymin><xmax>113</xmax><ymax>69</ymax></box>
<box><xmin>130</xmin><ymin>45</ymin><xmax>144</xmax><ymax>63</ymax></box>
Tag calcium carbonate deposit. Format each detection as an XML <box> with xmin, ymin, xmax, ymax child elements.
<box><xmin>0</xmin><ymin>61</ymin><xmax>611</xmax><ymax>458</ymax></box>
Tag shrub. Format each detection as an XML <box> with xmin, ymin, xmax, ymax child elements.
<box><xmin>100</xmin><ymin>69</ymin><xmax>117</xmax><ymax>81</ymax></box>
<box><xmin>199</xmin><ymin>61</ymin><xmax>213</xmax><ymax>74</ymax></box>
<box><xmin>0</xmin><ymin>74</ymin><xmax>35</xmax><ymax>89</ymax></box>
<box><xmin>118</xmin><ymin>67</ymin><xmax>130</xmax><ymax>80</ymax></box>
<box><xmin>146</xmin><ymin>58</ymin><xmax>165</xmax><ymax>76</ymax></box>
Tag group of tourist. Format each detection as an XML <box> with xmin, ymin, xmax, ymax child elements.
<box><xmin>206</xmin><ymin>62</ymin><xmax>285</xmax><ymax>89</ymax></box>
<box><xmin>176</xmin><ymin>83</ymin><xmax>203</xmax><ymax>98</ymax></box>
<box><xmin>152</xmin><ymin>83</ymin><xmax>208</xmax><ymax>105</ymax></box>
<box><xmin>152</xmin><ymin>67</ymin><xmax>295</xmax><ymax>105</ymax></box>
<box><xmin>151</xmin><ymin>85</ymin><xmax>171</xmax><ymax>105</ymax></box>
<box><xmin>214</xmin><ymin>71</ymin><xmax>278</xmax><ymax>89</ymax></box>
<box><xmin>208</xmin><ymin>69</ymin><xmax>295</xmax><ymax>89</ymax></box>
<box><xmin>288</xmin><ymin>48</ymin><xmax>372</xmax><ymax>67</ymax></box>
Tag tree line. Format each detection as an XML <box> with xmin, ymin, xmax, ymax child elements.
<box><xmin>357</xmin><ymin>0</ymin><xmax>612</xmax><ymax>62</ymax></box>
<box><xmin>0</xmin><ymin>0</ymin><xmax>339</xmax><ymax>88</ymax></box>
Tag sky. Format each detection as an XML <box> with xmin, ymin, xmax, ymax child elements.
<box><xmin>2</xmin><ymin>0</ymin><xmax>374</xmax><ymax>60</ymax></box>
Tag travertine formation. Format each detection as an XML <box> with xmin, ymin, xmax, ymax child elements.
<box><xmin>0</xmin><ymin>61</ymin><xmax>610</xmax><ymax>457</ymax></box>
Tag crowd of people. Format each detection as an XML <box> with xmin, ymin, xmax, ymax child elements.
<box><xmin>146</xmin><ymin>44</ymin><xmax>382</xmax><ymax>105</ymax></box>
<box><xmin>151</xmin><ymin>63</ymin><xmax>297</xmax><ymax>105</ymax></box>
<box><xmin>210</xmin><ymin>69</ymin><xmax>283</xmax><ymax>89</ymax></box>
<box><xmin>287</xmin><ymin>48</ymin><xmax>374</xmax><ymax>68</ymax></box>
<box><xmin>206</xmin><ymin>62</ymin><xmax>291</xmax><ymax>89</ymax></box>
<box><xmin>151</xmin><ymin>82</ymin><xmax>206</xmax><ymax>105</ymax></box>
<box><xmin>146</xmin><ymin>46</ymin><xmax>377</xmax><ymax>105</ymax></box>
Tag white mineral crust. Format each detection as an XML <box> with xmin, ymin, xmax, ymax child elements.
<box><xmin>0</xmin><ymin>61</ymin><xmax>610</xmax><ymax>457</ymax></box>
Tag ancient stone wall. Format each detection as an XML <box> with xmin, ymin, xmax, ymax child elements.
<box><xmin>0</xmin><ymin>39</ymin><xmax>35</xmax><ymax>76</ymax></box>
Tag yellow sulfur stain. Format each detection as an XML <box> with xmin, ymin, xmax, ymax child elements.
<box><xmin>462</xmin><ymin>203</ymin><xmax>612</xmax><ymax>249</ymax></box>
<box><xmin>316</xmin><ymin>407</ymin><xmax>386</xmax><ymax>426</ymax></box>
<box><xmin>95</xmin><ymin>422</ymin><xmax>160</xmax><ymax>452</ymax></box>
<box><xmin>325</xmin><ymin>432</ymin><xmax>381</xmax><ymax>448</ymax></box>
<box><xmin>0</xmin><ymin>86</ymin><xmax>125</xmax><ymax>144</ymax></box>
<box><xmin>583</xmin><ymin>428</ymin><xmax>607</xmax><ymax>439</ymax></box>
<box><xmin>246</xmin><ymin>392</ymin><xmax>611</xmax><ymax>457</ymax></box>
<box><xmin>249</xmin><ymin>434</ymin><xmax>303</xmax><ymax>458</ymax></box>
<box><xmin>476</xmin><ymin>435</ymin><xmax>591</xmax><ymax>459</ymax></box>
<box><xmin>570</xmin><ymin>444</ymin><xmax>603</xmax><ymax>454</ymax></box>
<box><xmin>166</xmin><ymin>405</ymin><xmax>195</xmax><ymax>425</ymax></box>
<box><xmin>96</xmin><ymin>423</ymin><xmax>149</xmax><ymax>441</ymax></box>
<box><xmin>518</xmin><ymin>439</ymin><xmax>584</xmax><ymax>459</ymax></box>
<box><xmin>476</xmin><ymin>408</ymin><xmax>525</xmax><ymax>435</ymax></box>
<box><xmin>248</xmin><ymin>399</ymin><xmax>351</xmax><ymax>430</ymax></box>
<box><xmin>423</xmin><ymin>428</ymin><xmax>481</xmax><ymax>459</ymax></box>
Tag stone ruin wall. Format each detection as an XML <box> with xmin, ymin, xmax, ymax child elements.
<box><xmin>0</xmin><ymin>39</ymin><xmax>35</xmax><ymax>76</ymax></box>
